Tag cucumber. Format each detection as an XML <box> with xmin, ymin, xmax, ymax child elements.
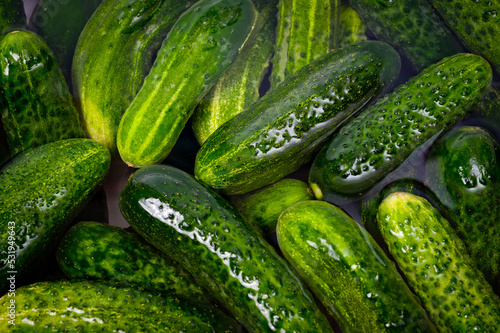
<box><xmin>0</xmin><ymin>139</ymin><xmax>110</xmax><ymax>295</ymax></box>
<box><xmin>428</xmin><ymin>0</ymin><xmax>500</xmax><ymax>74</ymax></box>
<box><xmin>0</xmin><ymin>280</ymin><xmax>240</xmax><ymax>332</ymax></box>
<box><xmin>376</xmin><ymin>192</ymin><xmax>500</xmax><ymax>332</ymax></box>
<box><xmin>117</xmin><ymin>0</ymin><xmax>256</xmax><ymax>167</ymax></box>
<box><xmin>73</xmin><ymin>0</ymin><xmax>194</xmax><ymax>155</ymax></box>
<box><xmin>349</xmin><ymin>0</ymin><xmax>462</xmax><ymax>72</ymax></box>
<box><xmin>309</xmin><ymin>53</ymin><xmax>493</xmax><ymax>204</ymax></box>
<box><xmin>191</xmin><ymin>1</ymin><xmax>278</xmax><ymax>145</ymax></box>
<box><xmin>230</xmin><ymin>178</ymin><xmax>313</xmax><ymax>236</ymax></box>
<box><xmin>119</xmin><ymin>165</ymin><xmax>333</xmax><ymax>332</ymax></box>
<box><xmin>277</xmin><ymin>200</ymin><xmax>437</xmax><ymax>333</ymax></box>
<box><xmin>195</xmin><ymin>40</ymin><xmax>401</xmax><ymax>195</ymax></box>
<box><xmin>0</xmin><ymin>0</ymin><xmax>26</xmax><ymax>35</ymax></box>
<box><xmin>426</xmin><ymin>126</ymin><xmax>500</xmax><ymax>291</ymax></box>
<box><xmin>0</xmin><ymin>30</ymin><xmax>85</xmax><ymax>157</ymax></box>
<box><xmin>56</xmin><ymin>221</ymin><xmax>211</xmax><ymax>306</ymax></box>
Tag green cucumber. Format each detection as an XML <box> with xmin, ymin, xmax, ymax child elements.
<box><xmin>230</xmin><ymin>178</ymin><xmax>313</xmax><ymax>236</ymax></box>
<box><xmin>119</xmin><ymin>165</ymin><xmax>333</xmax><ymax>332</ymax></box>
<box><xmin>349</xmin><ymin>0</ymin><xmax>462</xmax><ymax>72</ymax></box>
<box><xmin>56</xmin><ymin>221</ymin><xmax>211</xmax><ymax>306</ymax></box>
<box><xmin>195</xmin><ymin>40</ymin><xmax>401</xmax><ymax>195</ymax></box>
<box><xmin>426</xmin><ymin>126</ymin><xmax>500</xmax><ymax>290</ymax></box>
<box><xmin>0</xmin><ymin>280</ymin><xmax>240</xmax><ymax>331</ymax></box>
<box><xmin>277</xmin><ymin>200</ymin><xmax>437</xmax><ymax>333</ymax></box>
<box><xmin>309</xmin><ymin>53</ymin><xmax>493</xmax><ymax>204</ymax></box>
<box><xmin>73</xmin><ymin>0</ymin><xmax>194</xmax><ymax>155</ymax></box>
<box><xmin>0</xmin><ymin>0</ymin><xmax>26</xmax><ymax>35</ymax></box>
<box><xmin>117</xmin><ymin>0</ymin><xmax>256</xmax><ymax>167</ymax></box>
<box><xmin>191</xmin><ymin>1</ymin><xmax>278</xmax><ymax>144</ymax></box>
<box><xmin>0</xmin><ymin>30</ymin><xmax>85</xmax><ymax>157</ymax></box>
<box><xmin>376</xmin><ymin>192</ymin><xmax>500</xmax><ymax>332</ymax></box>
<box><xmin>428</xmin><ymin>0</ymin><xmax>500</xmax><ymax>74</ymax></box>
<box><xmin>0</xmin><ymin>139</ymin><xmax>110</xmax><ymax>295</ymax></box>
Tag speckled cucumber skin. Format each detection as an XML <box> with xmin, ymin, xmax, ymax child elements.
<box><xmin>195</xmin><ymin>41</ymin><xmax>401</xmax><ymax>195</ymax></box>
<box><xmin>119</xmin><ymin>165</ymin><xmax>333</xmax><ymax>332</ymax></box>
<box><xmin>0</xmin><ymin>280</ymin><xmax>240</xmax><ymax>332</ymax></box>
<box><xmin>309</xmin><ymin>53</ymin><xmax>492</xmax><ymax>204</ymax></box>
<box><xmin>0</xmin><ymin>30</ymin><xmax>85</xmax><ymax>157</ymax></box>
<box><xmin>73</xmin><ymin>0</ymin><xmax>194</xmax><ymax>155</ymax></box>
<box><xmin>426</xmin><ymin>126</ymin><xmax>500</xmax><ymax>291</ymax></box>
<box><xmin>0</xmin><ymin>139</ymin><xmax>110</xmax><ymax>295</ymax></box>
<box><xmin>0</xmin><ymin>0</ymin><xmax>26</xmax><ymax>35</ymax></box>
<box><xmin>117</xmin><ymin>0</ymin><xmax>256</xmax><ymax>167</ymax></box>
<box><xmin>277</xmin><ymin>200</ymin><xmax>437</xmax><ymax>333</ymax></box>
<box><xmin>56</xmin><ymin>221</ymin><xmax>211</xmax><ymax>306</ymax></box>
<box><xmin>377</xmin><ymin>192</ymin><xmax>500</xmax><ymax>332</ymax></box>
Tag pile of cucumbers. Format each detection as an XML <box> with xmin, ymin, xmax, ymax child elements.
<box><xmin>1</xmin><ymin>0</ymin><xmax>500</xmax><ymax>331</ymax></box>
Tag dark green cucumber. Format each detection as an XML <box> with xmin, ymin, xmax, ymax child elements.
<box><xmin>376</xmin><ymin>192</ymin><xmax>500</xmax><ymax>332</ymax></box>
<box><xmin>0</xmin><ymin>280</ymin><xmax>240</xmax><ymax>332</ymax></box>
<box><xmin>117</xmin><ymin>0</ymin><xmax>256</xmax><ymax>167</ymax></box>
<box><xmin>426</xmin><ymin>126</ymin><xmax>500</xmax><ymax>290</ymax></box>
<box><xmin>349</xmin><ymin>0</ymin><xmax>462</xmax><ymax>72</ymax></box>
<box><xmin>195</xmin><ymin>41</ymin><xmax>401</xmax><ymax>195</ymax></box>
<box><xmin>309</xmin><ymin>53</ymin><xmax>493</xmax><ymax>204</ymax></box>
<box><xmin>277</xmin><ymin>200</ymin><xmax>437</xmax><ymax>333</ymax></box>
<box><xmin>429</xmin><ymin>0</ymin><xmax>500</xmax><ymax>74</ymax></box>
<box><xmin>230</xmin><ymin>178</ymin><xmax>313</xmax><ymax>236</ymax></box>
<box><xmin>0</xmin><ymin>30</ymin><xmax>85</xmax><ymax>157</ymax></box>
<box><xmin>0</xmin><ymin>139</ymin><xmax>110</xmax><ymax>295</ymax></box>
<box><xmin>73</xmin><ymin>0</ymin><xmax>194</xmax><ymax>155</ymax></box>
<box><xmin>0</xmin><ymin>0</ymin><xmax>26</xmax><ymax>35</ymax></box>
<box><xmin>29</xmin><ymin>0</ymin><xmax>102</xmax><ymax>84</ymax></box>
<box><xmin>56</xmin><ymin>221</ymin><xmax>211</xmax><ymax>306</ymax></box>
<box><xmin>119</xmin><ymin>165</ymin><xmax>333</xmax><ymax>332</ymax></box>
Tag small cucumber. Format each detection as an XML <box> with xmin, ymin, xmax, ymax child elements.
<box><xmin>195</xmin><ymin>40</ymin><xmax>401</xmax><ymax>195</ymax></box>
<box><xmin>0</xmin><ymin>0</ymin><xmax>26</xmax><ymax>35</ymax></box>
<box><xmin>117</xmin><ymin>0</ymin><xmax>256</xmax><ymax>167</ymax></box>
<box><xmin>376</xmin><ymin>192</ymin><xmax>500</xmax><ymax>332</ymax></box>
<box><xmin>119</xmin><ymin>165</ymin><xmax>333</xmax><ymax>332</ymax></box>
<box><xmin>277</xmin><ymin>200</ymin><xmax>437</xmax><ymax>333</ymax></box>
<box><xmin>309</xmin><ymin>53</ymin><xmax>493</xmax><ymax>204</ymax></box>
<box><xmin>0</xmin><ymin>30</ymin><xmax>85</xmax><ymax>157</ymax></box>
<box><xmin>0</xmin><ymin>139</ymin><xmax>110</xmax><ymax>295</ymax></box>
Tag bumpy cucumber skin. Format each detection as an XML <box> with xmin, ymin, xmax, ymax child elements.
<box><xmin>309</xmin><ymin>53</ymin><xmax>492</xmax><ymax>204</ymax></box>
<box><xmin>119</xmin><ymin>165</ymin><xmax>333</xmax><ymax>333</ymax></box>
<box><xmin>73</xmin><ymin>0</ymin><xmax>193</xmax><ymax>155</ymax></box>
<box><xmin>377</xmin><ymin>192</ymin><xmax>500</xmax><ymax>333</ymax></box>
<box><xmin>350</xmin><ymin>0</ymin><xmax>462</xmax><ymax>72</ymax></box>
<box><xmin>429</xmin><ymin>0</ymin><xmax>500</xmax><ymax>74</ymax></box>
<box><xmin>195</xmin><ymin>41</ymin><xmax>401</xmax><ymax>195</ymax></box>
<box><xmin>117</xmin><ymin>0</ymin><xmax>256</xmax><ymax>167</ymax></box>
<box><xmin>426</xmin><ymin>126</ymin><xmax>500</xmax><ymax>290</ymax></box>
<box><xmin>277</xmin><ymin>200</ymin><xmax>437</xmax><ymax>333</ymax></box>
<box><xmin>0</xmin><ymin>30</ymin><xmax>85</xmax><ymax>157</ymax></box>
<box><xmin>0</xmin><ymin>0</ymin><xmax>26</xmax><ymax>35</ymax></box>
<box><xmin>231</xmin><ymin>178</ymin><xmax>313</xmax><ymax>236</ymax></box>
<box><xmin>0</xmin><ymin>139</ymin><xmax>110</xmax><ymax>295</ymax></box>
<box><xmin>0</xmin><ymin>280</ymin><xmax>240</xmax><ymax>332</ymax></box>
<box><xmin>192</xmin><ymin>1</ymin><xmax>278</xmax><ymax>145</ymax></box>
<box><xmin>56</xmin><ymin>221</ymin><xmax>211</xmax><ymax>306</ymax></box>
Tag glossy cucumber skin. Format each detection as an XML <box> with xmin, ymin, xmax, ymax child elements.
<box><xmin>117</xmin><ymin>0</ymin><xmax>256</xmax><ymax>167</ymax></box>
<box><xmin>195</xmin><ymin>41</ymin><xmax>401</xmax><ymax>195</ymax></box>
<box><xmin>429</xmin><ymin>0</ymin><xmax>500</xmax><ymax>73</ymax></box>
<box><xmin>0</xmin><ymin>280</ymin><xmax>240</xmax><ymax>332</ymax></box>
<box><xmin>426</xmin><ymin>126</ymin><xmax>500</xmax><ymax>290</ymax></box>
<box><xmin>0</xmin><ymin>139</ymin><xmax>110</xmax><ymax>295</ymax></box>
<box><xmin>377</xmin><ymin>192</ymin><xmax>500</xmax><ymax>332</ymax></box>
<box><xmin>0</xmin><ymin>30</ymin><xmax>85</xmax><ymax>157</ymax></box>
<box><xmin>191</xmin><ymin>1</ymin><xmax>278</xmax><ymax>145</ymax></box>
<box><xmin>350</xmin><ymin>0</ymin><xmax>462</xmax><ymax>72</ymax></box>
<box><xmin>0</xmin><ymin>0</ymin><xmax>26</xmax><ymax>35</ymax></box>
<box><xmin>277</xmin><ymin>200</ymin><xmax>437</xmax><ymax>333</ymax></box>
<box><xmin>309</xmin><ymin>53</ymin><xmax>492</xmax><ymax>204</ymax></box>
<box><xmin>73</xmin><ymin>0</ymin><xmax>194</xmax><ymax>155</ymax></box>
<box><xmin>56</xmin><ymin>221</ymin><xmax>211</xmax><ymax>306</ymax></box>
<box><xmin>119</xmin><ymin>165</ymin><xmax>333</xmax><ymax>332</ymax></box>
